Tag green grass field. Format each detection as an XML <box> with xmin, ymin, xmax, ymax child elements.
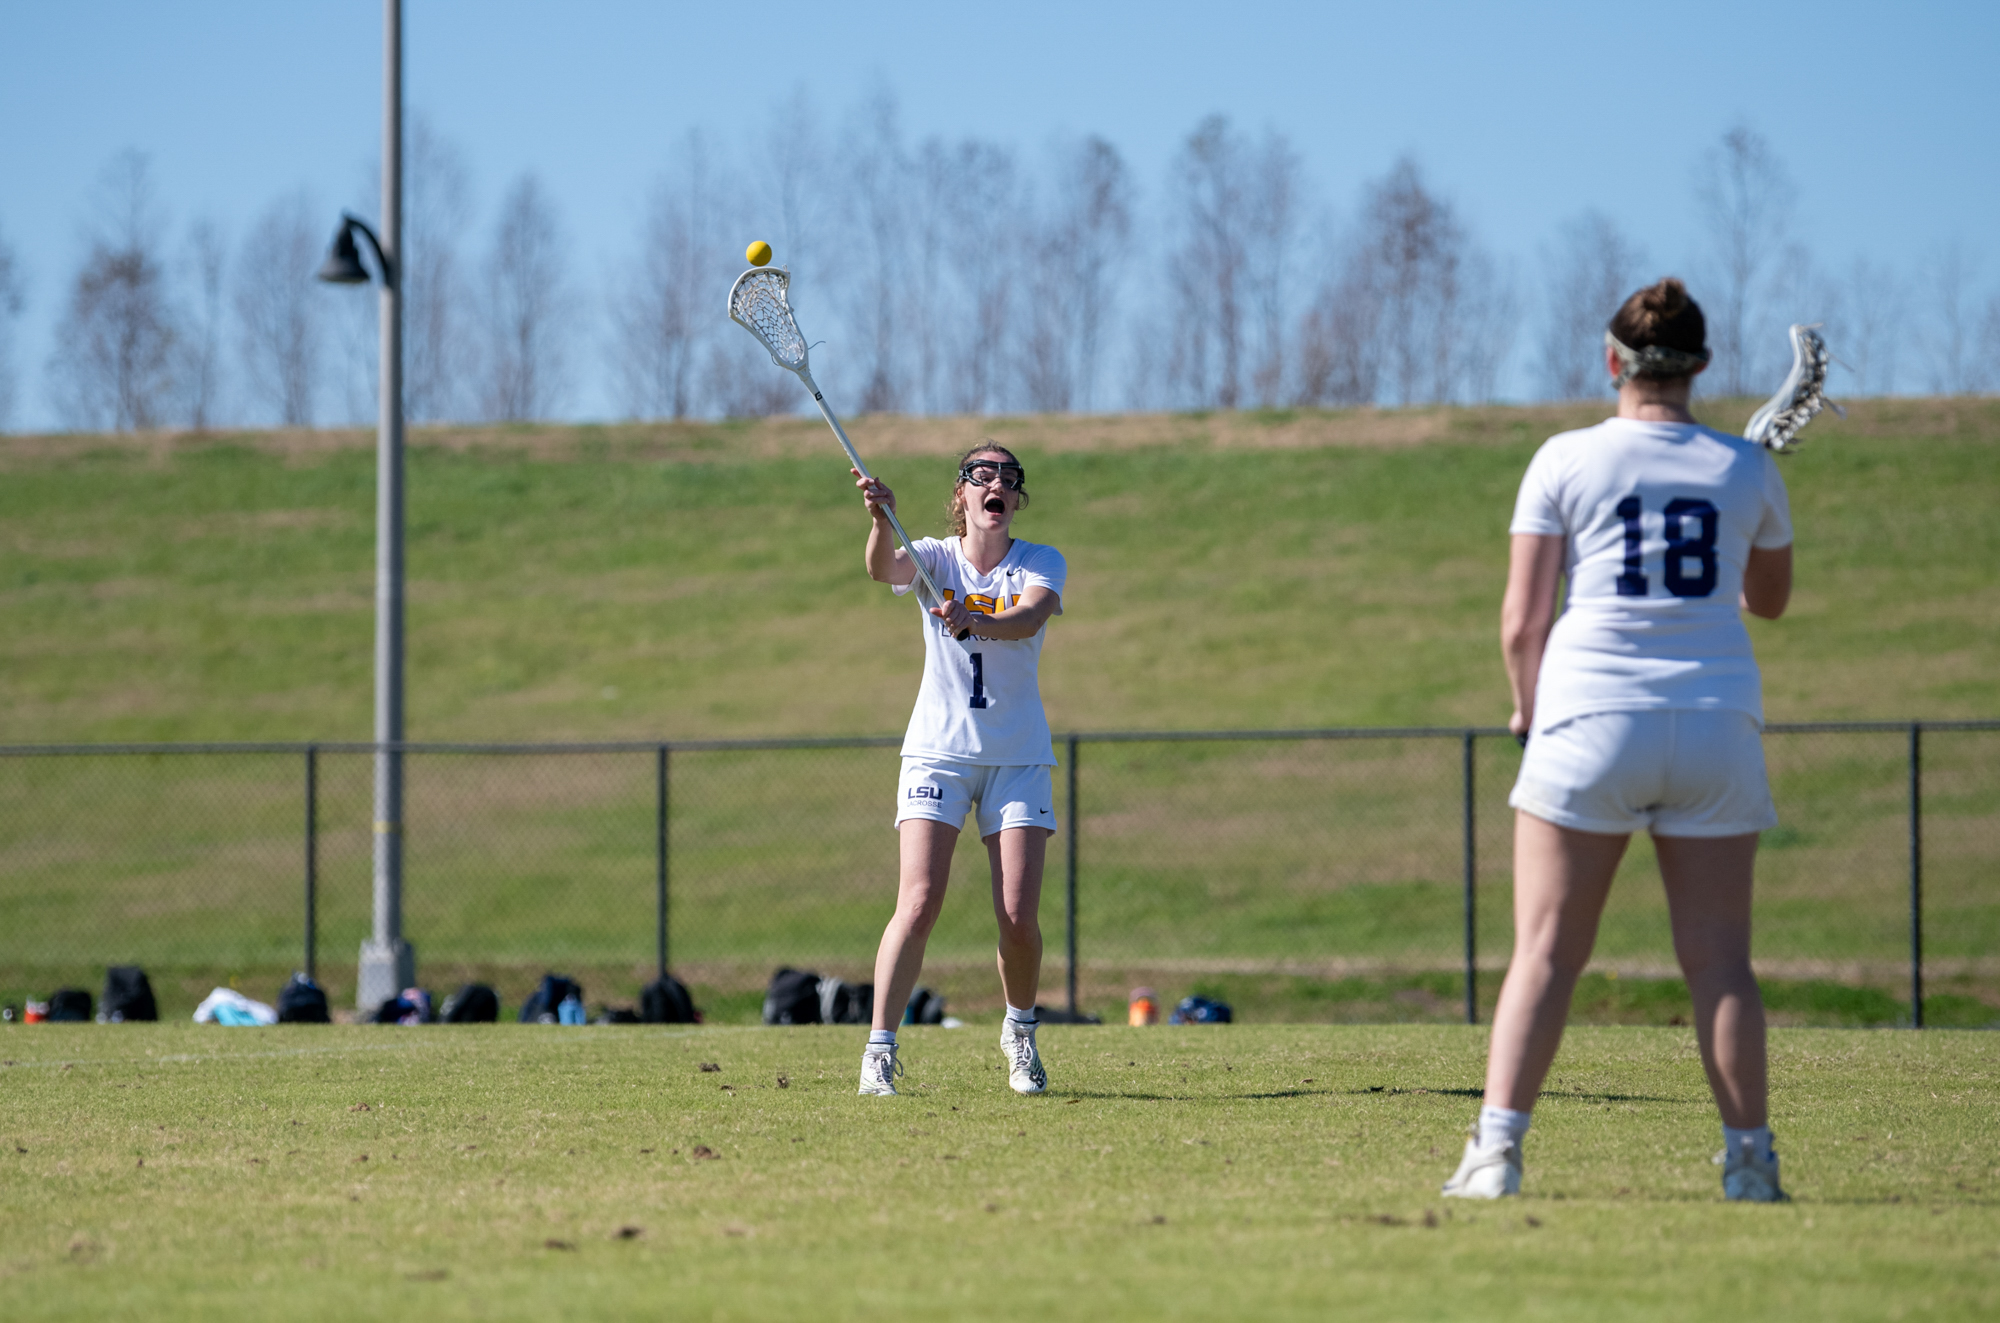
<box><xmin>2</xmin><ymin>399</ymin><xmax>1996</xmax><ymax>1023</ymax></box>
<box><xmin>2</xmin><ymin>1023</ymin><xmax>1995</xmax><ymax>1320</ymax></box>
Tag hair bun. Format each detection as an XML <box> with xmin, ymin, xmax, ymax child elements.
<box><xmin>1640</xmin><ymin>278</ymin><xmax>1689</xmax><ymax>322</ymax></box>
<box><xmin>1611</xmin><ymin>277</ymin><xmax>1706</xmax><ymax>362</ymax></box>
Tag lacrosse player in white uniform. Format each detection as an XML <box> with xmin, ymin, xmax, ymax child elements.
<box><xmin>1442</xmin><ymin>279</ymin><xmax>1795</xmax><ymax>1203</ymax></box>
<box><xmin>852</xmin><ymin>444</ymin><xmax>1066</xmax><ymax>1097</ymax></box>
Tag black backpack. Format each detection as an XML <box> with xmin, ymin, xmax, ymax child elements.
<box><xmin>440</xmin><ymin>983</ymin><xmax>499</xmax><ymax>1023</ymax></box>
<box><xmin>641</xmin><ymin>975</ymin><xmax>701</xmax><ymax>1024</ymax></box>
<box><xmin>818</xmin><ymin>977</ymin><xmax>874</xmax><ymax>1026</ymax></box>
<box><xmin>904</xmin><ymin>986</ymin><xmax>946</xmax><ymax>1026</ymax></box>
<box><xmin>518</xmin><ymin>974</ymin><xmax>583</xmax><ymax>1024</ymax></box>
<box><xmin>46</xmin><ymin>988</ymin><xmax>92</xmax><ymax>1022</ymax></box>
<box><xmin>762</xmin><ymin>968</ymin><xmax>822</xmax><ymax>1025</ymax></box>
<box><xmin>276</xmin><ymin>973</ymin><xmax>331</xmax><ymax>1024</ymax></box>
<box><xmin>100</xmin><ymin>967</ymin><xmax>158</xmax><ymax>1022</ymax></box>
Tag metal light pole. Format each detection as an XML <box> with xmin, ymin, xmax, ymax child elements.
<box><xmin>318</xmin><ymin>0</ymin><xmax>412</xmax><ymax>1011</ymax></box>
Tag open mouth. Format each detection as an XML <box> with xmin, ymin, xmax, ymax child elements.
<box><xmin>983</xmin><ymin>497</ymin><xmax>1006</xmax><ymax>514</ymax></box>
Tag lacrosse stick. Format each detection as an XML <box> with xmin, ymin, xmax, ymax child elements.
<box><xmin>728</xmin><ymin>266</ymin><xmax>967</xmax><ymax>640</ymax></box>
<box><xmin>1744</xmin><ymin>323</ymin><xmax>1845</xmax><ymax>453</ymax></box>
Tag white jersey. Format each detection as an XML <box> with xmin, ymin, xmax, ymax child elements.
<box><xmin>1511</xmin><ymin>418</ymin><xmax>1793</xmax><ymax>731</ymax></box>
<box><xmin>894</xmin><ymin>536</ymin><xmax>1066</xmax><ymax>766</ymax></box>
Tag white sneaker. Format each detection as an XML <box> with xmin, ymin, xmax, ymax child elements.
<box><xmin>857</xmin><ymin>1047</ymin><xmax>903</xmax><ymax>1097</ymax></box>
<box><xmin>1717</xmin><ymin>1141</ymin><xmax>1788</xmax><ymax>1202</ymax></box>
<box><xmin>1441</xmin><ymin>1138</ymin><xmax>1523</xmax><ymax>1199</ymax></box>
<box><xmin>1001</xmin><ymin>1022</ymin><xmax>1046</xmax><ymax>1095</ymax></box>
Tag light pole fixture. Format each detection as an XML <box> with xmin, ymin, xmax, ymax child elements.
<box><xmin>316</xmin><ymin>0</ymin><xmax>411</xmax><ymax>1013</ymax></box>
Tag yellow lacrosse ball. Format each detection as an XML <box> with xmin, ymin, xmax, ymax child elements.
<box><xmin>745</xmin><ymin>240</ymin><xmax>773</xmax><ymax>267</ymax></box>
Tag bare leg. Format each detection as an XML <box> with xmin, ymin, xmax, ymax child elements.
<box><xmin>870</xmin><ymin>820</ymin><xmax>959</xmax><ymax>1032</ymax></box>
<box><xmin>987</xmin><ymin>827</ymin><xmax>1050</xmax><ymax>1011</ymax></box>
<box><xmin>1656</xmin><ymin>832</ymin><xmax>1767</xmax><ymax>1129</ymax></box>
<box><xmin>1483</xmin><ymin>812</ymin><xmax>1628</xmax><ymax>1111</ymax></box>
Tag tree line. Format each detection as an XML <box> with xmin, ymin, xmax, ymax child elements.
<box><xmin>1</xmin><ymin>100</ymin><xmax>1996</xmax><ymax>435</ymax></box>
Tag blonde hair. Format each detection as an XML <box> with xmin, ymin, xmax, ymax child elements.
<box><xmin>945</xmin><ymin>442</ymin><xmax>1029</xmax><ymax>537</ymax></box>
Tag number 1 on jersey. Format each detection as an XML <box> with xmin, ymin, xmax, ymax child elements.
<box><xmin>968</xmin><ymin>652</ymin><xmax>988</xmax><ymax>709</ymax></box>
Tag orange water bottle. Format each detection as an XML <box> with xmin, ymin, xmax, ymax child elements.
<box><xmin>1128</xmin><ymin>987</ymin><xmax>1159</xmax><ymax>1026</ymax></box>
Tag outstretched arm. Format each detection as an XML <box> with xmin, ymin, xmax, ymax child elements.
<box><xmin>931</xmin><ymin>585</ymin><xmax>1060</xmax><ymax>642</ymax></box>
<box><xmin>857</xmin><ymin>469</ymin><xmax>917</xmax><ymax>587</ymax></box>
<box><xmin>1501</xmin><ymin>534</ymin><xmax>1565</xmax><ymax>739</ymax></box>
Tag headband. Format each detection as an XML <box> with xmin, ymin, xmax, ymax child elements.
<box><xmin>1605</xmin><ymin>330</ymin><xmax>1711</xmax><ymax>388</ymax></box>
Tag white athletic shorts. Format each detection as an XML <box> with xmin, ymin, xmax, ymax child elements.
<box><xmin>894</xmin><ymin>756</ymin><xmax>1057</xmax><ymax>838</ymax></box>
<box><xmin>1509</xmin><ymin>709</ymin><xmax>1777</xmax><ymax>838</ymax></box>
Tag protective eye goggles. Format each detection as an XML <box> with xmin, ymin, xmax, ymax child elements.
<box><xmin>958</xmin><ymin>461</ymin><xmax>1026</xmax><ymax>491</ymax></box>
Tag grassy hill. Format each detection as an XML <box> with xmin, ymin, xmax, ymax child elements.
<box><xmin>3</xmin><ymin>396</ymin><xmax>1997</xmax><ymax>744</ymax></box>
<box><xmin>2</xmin><ymin>399</ymin><xmax>1995</xmax><ymax>1024</ymax></box>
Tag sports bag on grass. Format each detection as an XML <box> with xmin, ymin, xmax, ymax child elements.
<box><xmin>641</xmin><ymin>975</ymin><xmax>701</xmax><ymax>1024</ymax></box>
<box><xmin>276</xmin><ymin>973</ymin><xmax>331</xmax><ymax>1024</ymax></box>
<box><xmin>518</xmin><ymin>974</ymin><xmax>583</xmax><ymax>1025</ymax></box>
<box><xmin>100</xmin><ymin>966</ymin><xmax>158</xmax><ymax>1022</ymax></box>
<box><xmin>47</xmin><ymin>988</ymin><xmax>92</xmax><ymax>1021</ymax></box>
<box><xmin>440</xmin><ymin>983</ymin><xmax>499</xmax><ymax>1023</ymax></box>
<box><xmin>762</xmin><ymin>968</ymin><xmax>822</xmax><ymax>1025</ymax></box>
<box><xmin>818</xmin><ymin>977</ymin><xmax>874</xmax><ymax>1026</ymax></box>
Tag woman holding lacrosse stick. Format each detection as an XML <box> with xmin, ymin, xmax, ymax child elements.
<box><xmin>1443</xmin><ymin>278</ymin><xmax>1795</xmax><ymax>1202</ymax></box>
<box><xmin>854</xmin><ymin>444</ymin><xmax>1066</xmax><ymax>1098</ymax></box>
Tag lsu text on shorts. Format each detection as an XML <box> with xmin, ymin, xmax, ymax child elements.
<box><xmin>895</xmin><ymin>757</ymin><xmax>1058</xmax><ymax>838</ymax></box>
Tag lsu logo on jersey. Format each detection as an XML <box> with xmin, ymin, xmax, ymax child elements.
<box><xmin>907</xmin><ymin>784</ymin><xmax>943</xmax><ymax>801</ymax></box>
<box><xmin>940</xmin><ymin>590</ymin><xmax>1020</xmax><ymax>616</ymax></box>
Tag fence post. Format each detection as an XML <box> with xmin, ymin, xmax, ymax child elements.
<box><xmin>304</xmin><ymin>744</ymin><xmax>318</xmax><ymax>983</ymax></box>
<box><xmin>1462</xmin><ymin>730</ymin><xmax>1477</xmax><ymax>1026</ymax></box>
<box><xmin>656</xmin><ymin>745</ymin><xmax>670</xmax><ymax>981</ymax></box>
<box><xmin>1909</xmin><ymin>723</ymin><xmax>1922</xmax><ymax>1029</ymax></box>
<box><xmin>1066</xmin><ymin>735</ymin><xmax>1079</xmax><ymax>1017</ymax></box>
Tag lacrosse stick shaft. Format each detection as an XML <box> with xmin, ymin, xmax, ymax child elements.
<box><xmin>801</xmin><ymin>372</ymin><xmax>966</xmax><ymax>640</ymax></box>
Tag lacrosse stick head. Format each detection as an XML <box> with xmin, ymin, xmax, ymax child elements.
<box><xmin>1744</xmin><ymin>323</ymin><xmax>1839</xmax><ymax>453</ymax></box>
<box><xmin>728</xmin><ymin>266</ymin><xmax>812</xmax><ymax>381</ymax></box>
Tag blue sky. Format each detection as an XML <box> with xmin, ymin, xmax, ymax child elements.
<box><xmin>2</xmin><ymin>0</ymin><xmax>1994</xmax><ymax>427</ymax></box>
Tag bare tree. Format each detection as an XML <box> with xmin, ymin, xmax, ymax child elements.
<box><xmin>47</xmin><ymin>151</ymin><xmax>179</xmax><ymax>431</ymax></box>
<box><xmin>480</xmin><ymin>173</ymin><xmax>573</xmax><ymax>421</ymax></box>
<box><xmin>1295</xmin><ymin>261</ymin><xmax>1382</xmax><ymax>407</ymax></box>
<box><xmin>1244</xmin><ymin>130</ymin><xmax>1302</xmax><ymax>406</ymax></box>
<box><xmin>1019</xmin><ymin>136</ymin><xmax>1133</xmax><ymax>413</ymax></box>
<box><xmin>405</xmin><ymin>116</ymin><xmax>475</xmax><ymax>422</ymax></box>
<box><xmin>176</xmin><ymin>218</ymin><xmax>228</xmax><ymax>430</ymax></box>
<box><xmin>1981</xmin><ymin>293</ymin><xmax>2000</xmax><ymax>392</ymax></box>
<box><xmin>1915</xmin><ymin>241</ymin><xmax>1984</xmax><ymax>395</ymax></box>
<box><xmin>1536</xmin><ymin>210</ymin><xmax>1644</xmax><ymax>400</ymax></box>
<box><xmin>1164</xmin><ymin>115</ymin><xmax>1251</xmax><ymax>409</ymax></box>
<box><xmin>1695</xmin><ymin>125</ymin><xmax>1794</xmax><ymax>395</ymax></box>
<box><xmin>705</xmin><ymin>85</ymin><xmax>830</xmax><ymax>419</ymax></box>
<box><xmin>1359</xmin><ymin>157</ymin><xmax>1463</xmax><ymax>406</ymax></box>
<box><xmin>1835</xmin><ymin>256</ymin><xmax>1903</xmax><ymax>397</ymax></box>
<box><xmin>234</xmin><ymin>190</ymin><xmax>326</xmax><ymax>427</ymax></box>
<box><xmin>612</xmin><ymin>133</ymin><xmax>719</xmax><ymax>420</ymax></box>
<box><xmin>1457</xmin><ymin>250</ymin><xmax>1520</xmax><ymax>404</ymax></box>
<box><xmin>838</xmin><ymin>90</ymin><xmax>911</xmax><ymax>414</ymax></box>
<box><xmin>0</xmin><ymin>220</ymin><xmax>23</xmax><ymax>430</ymax></box>
<box><xmin>1297</xmin><ymin>157</ymin><xmax>1511</xmax><ymax>408</ymax></box>
<box><xmin>937</xmin><ymin>139</ymin><xmax>1021</xmax><ymax>414</ymax></box>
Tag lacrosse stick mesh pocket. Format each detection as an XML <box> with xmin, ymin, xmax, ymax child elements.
<box><xmin>729</xmin><ymin>269</ymin><xmax>810</xmax><ymax>374</ymax></box>
<box><xmin>1745</xmin><ymin>324</ymin><xmax>1835</xmax><ymax>453</ymax></box>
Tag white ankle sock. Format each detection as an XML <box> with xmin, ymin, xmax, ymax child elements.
<box><xmin>867</xmin><ymin>1030</ymin><xmax>896</xmax><ymax>1050</ymax></box>
<box><xmin>1722</xmin><ymin>1124</ymin><xmax>1772</xmax><ymax>1161</ymax></box>
<box><xmin>1477</xmin><ymin>1105</ymin><xmax>1532</xmax><ymax>1152</ymax></box>
<box><xmin>1004</xmin><ymin>1004</ymin><xmax>1037</xmax><ymax>1031</ymax></box>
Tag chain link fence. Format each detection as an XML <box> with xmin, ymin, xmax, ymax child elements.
<box><xmin>2</xmin><ymin>724</ymin><xmax>1994</xmax><ymax>1025</ymax></box>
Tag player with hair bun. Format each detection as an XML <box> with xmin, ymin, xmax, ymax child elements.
<box><xmin>1442</xmin><ymin>278</ymin><xmax>1795</xmax><ymax>1202</ymax></box>
<box><xmin>851</xmin><ymin>443</ymin><xmax>1066</xmax><ymax>1098</ymax></box>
